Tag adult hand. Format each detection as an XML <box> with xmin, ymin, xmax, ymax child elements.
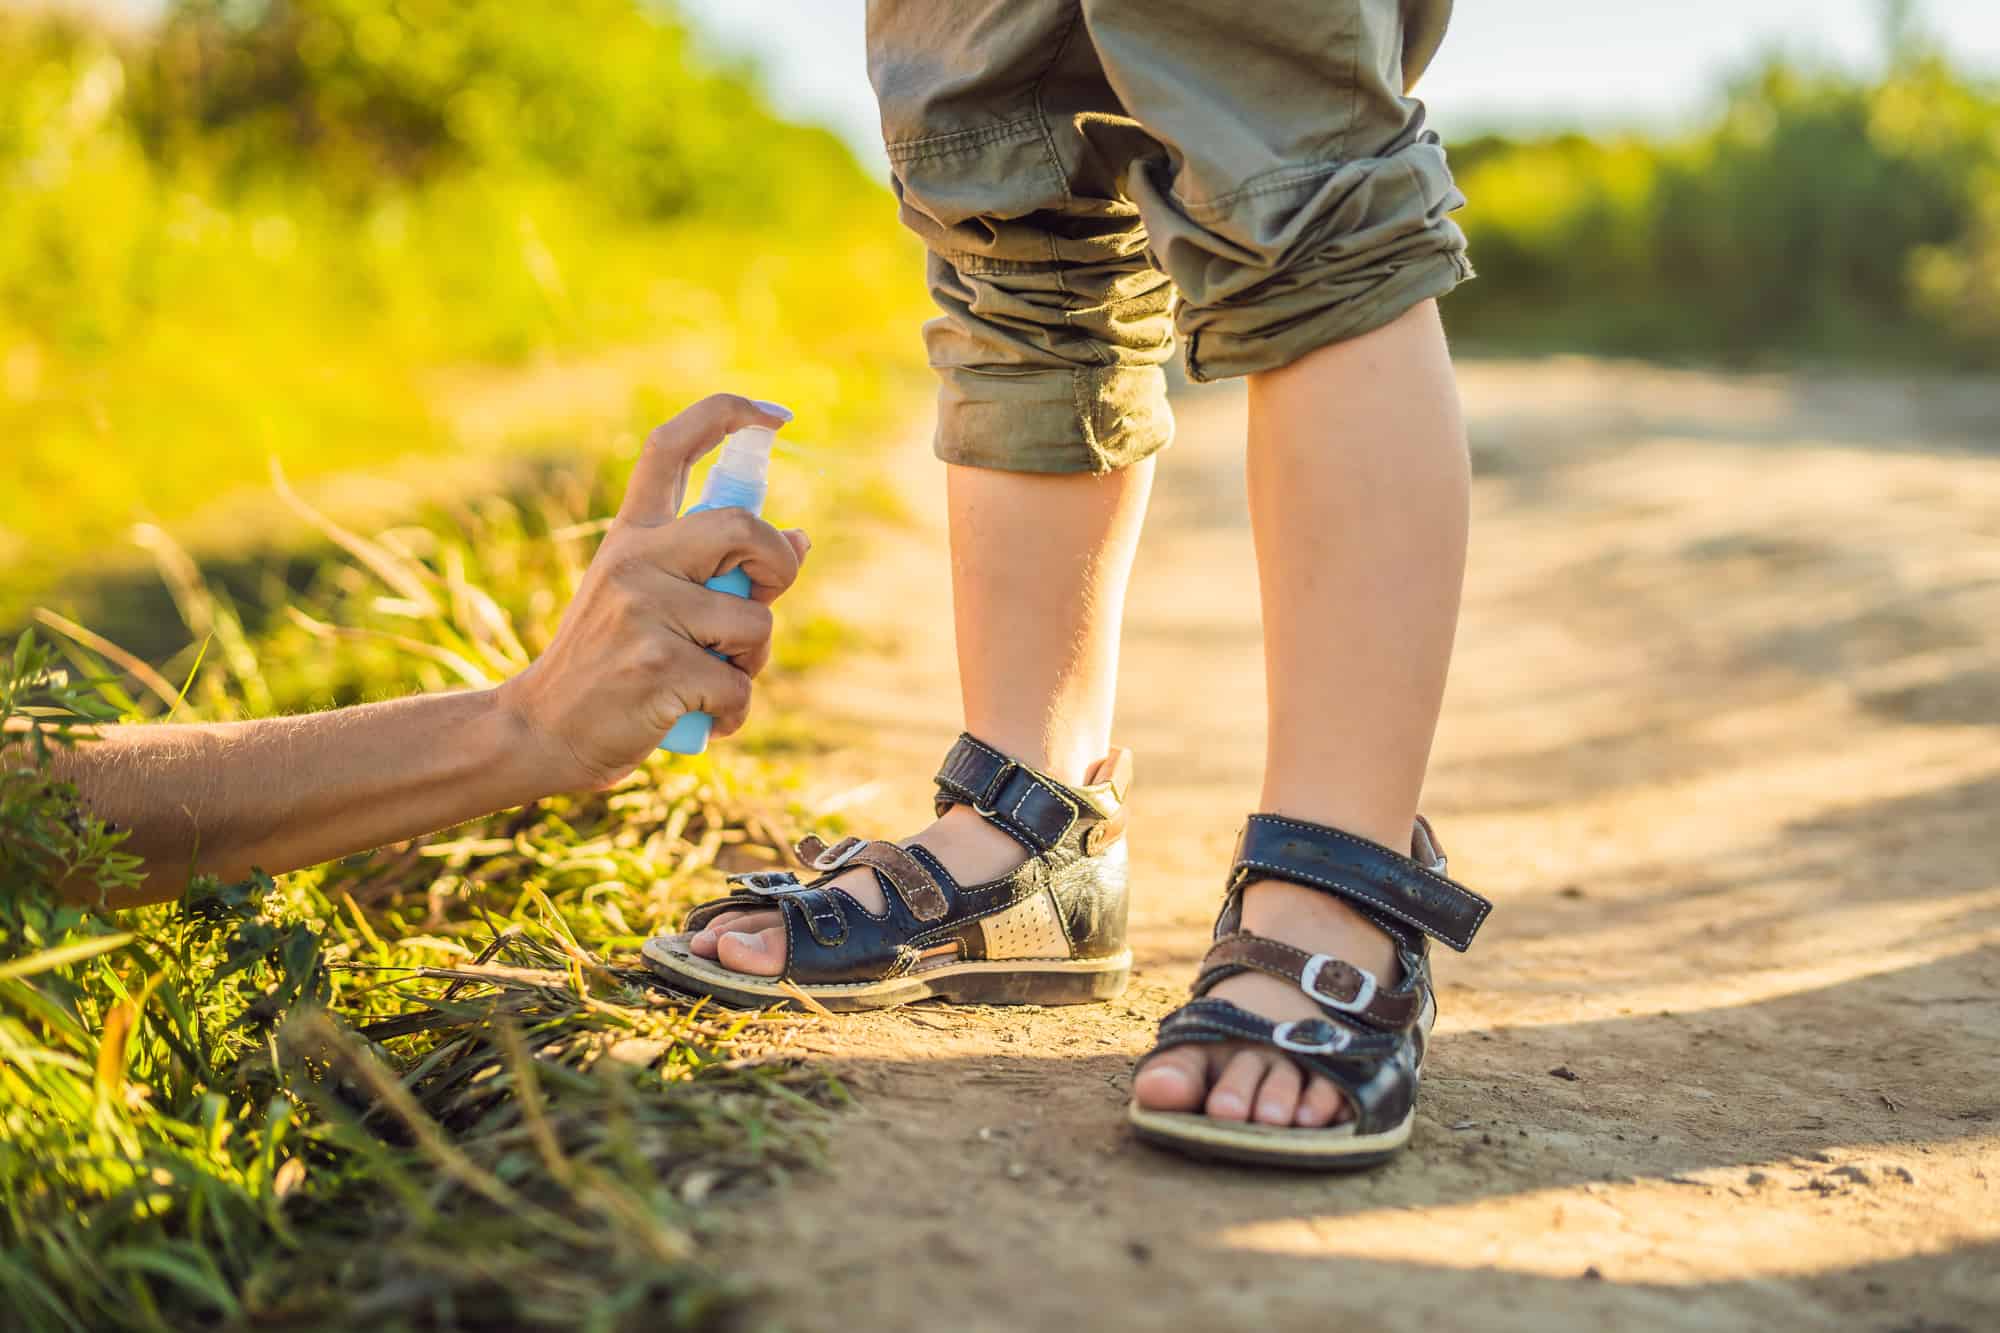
<box><xmin>497</xmin><ymin>394</ymin><xmax>809</xmax><ymax>791</ymax></box>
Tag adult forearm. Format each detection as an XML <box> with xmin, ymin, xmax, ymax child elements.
<box><xmin>8</xmin><ymin>397</ymin><xmax>805</xmax><ymax>910</ymax></box>
<box><xmin>44</xmin><ymin>689</ymin><xmax>560</xmax><ymax>906</ymax></box>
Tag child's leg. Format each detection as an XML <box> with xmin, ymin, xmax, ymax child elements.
<box><xmin>946</xmin><ymin>462</ymin><xmax>1156</xmax><ymax>788</ymax></box>
<box><xmin>686</xmin><ymin>0</ymin><xmax>1173</xmax><ymax>978</ymax></box>
<box><xmin>1089</xmin><ymin>0</ymin><xmax>1475</xmax><ymax>1135</ymax></box>
<box><xmin>694</xmin><ymin>460</ymin><xmax>1154</xmax><ymax>976</ymax></box>
<box><xmin>1131</xmin><ymin>300</ymin><xmax>1468</xmax><ymax>1125</ymax></box>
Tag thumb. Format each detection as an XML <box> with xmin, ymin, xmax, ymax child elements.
<box><xmin>617</xmin><ymin>394</ymin><xmax>792</xmax><ymax>527</ymax></box>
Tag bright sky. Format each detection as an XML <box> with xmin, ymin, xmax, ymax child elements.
<box><xmin>681</xmin><ymin>0</ymin><xmax>2000</xmax><ymax>174</ymax></box>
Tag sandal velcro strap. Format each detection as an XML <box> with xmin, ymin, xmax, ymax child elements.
<box><xmin>1232</xmin><ymin>815</ymin><xmax>1492</xmax><ymax>952</ymax></box>
<box><xmin>1196</xmin><ymin>932</ymin><xmax>1421</xmax><ymax>1030</ymax></box>
<box><xmin>684</xmin><ymin>869</ymin><xmax>810</xmax><ymax>930</ymax></box>
<box><xmin>933</xmin><ymin>734</ymin><xmax>1080</xmax><ymax>853</ymax></box>
<box><xmin>794</xmin><ymin>834</ymin><xmax>952</xmax><ymax>923</ymax></box>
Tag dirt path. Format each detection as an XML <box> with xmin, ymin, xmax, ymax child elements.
<box><xmin>742</xmin><ymin>361</ymin><xmax>2000</xmax><ymax>1332</ymax></box>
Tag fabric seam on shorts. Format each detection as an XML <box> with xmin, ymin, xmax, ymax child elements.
<box><xmin>1172</xmin><ymin>159</ymin><xmax>1361</xmax><ymax>222</ymax></box>
<box><xmin>886</xmin><ymin>116</ymin><xmax>1044</xmax><ymax>165</ymax></box>
<box><xmin>933</xmin><ymin>250</ymin><xmax>1067</xmax><ymax>277</ymax></box>
<box><xmin>1027</xmin><ymin>3</ymin><xmax>1109</xmax><ymax>454</ymax></box>
<box><xmin>1344</xmin><ymin>0</ymin><xmax>1361</xmax><ymax>165</ymax></box>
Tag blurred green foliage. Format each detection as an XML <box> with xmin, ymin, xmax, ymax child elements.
<box><xmin>0</xmin><ymin>0</ymin><xmax>929</xmax><ymax>632</ymax></box>
<box><xmin>1448</xmin><ymin>44</ymin><xmax>2000</xmax><ymax>367</ymax></box>
<box><xmin>1</xmin><ymin>374</ymin><xmax>871</xmax><ymax>1332</ymax></box>
<box><xmin>1</xmin><ymin>11</ymin><xmax>907</xmax><ymax>1321</ymax></box>
<box><xmin>121</xmin><ymin>0</ymin><xmax>861</xmax><ymax>216</ymax></box>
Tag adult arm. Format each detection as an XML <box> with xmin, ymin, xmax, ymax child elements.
<box><xmin>22</xmin><ymin>395</ymin><xmax>808</xmax><ymax>907</ymax></box>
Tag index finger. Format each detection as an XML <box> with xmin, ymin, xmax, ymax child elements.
<box><xmin>616</xmin><ymin>394</ymin><xmax>792</xmax><ymax>527</ymax></box>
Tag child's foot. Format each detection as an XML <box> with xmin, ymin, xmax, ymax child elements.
<box><xmin>641</xmin><ymin>736</ymin><xmax>1134</xmax><ymax>1011</ymax></box>
<box><xmin>1127</xmin><ymin>815</ymin><xmax>1491</xmax><ymax>1170</ymax></box>
<box><xmin>686</xmin><ymin>803</ymin><xmax>1028</xmax><ymax>975</ymax></box>
<box><xmin>1130</xmin><ymin>878</ymin><xmax>1399</xmax><ymax>1128</ymax></box>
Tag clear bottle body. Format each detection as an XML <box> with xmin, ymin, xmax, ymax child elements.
<box><xmin>658</xmin><ymin>432</ymin><xmax>773</xmax><ymax>754</ymax></box>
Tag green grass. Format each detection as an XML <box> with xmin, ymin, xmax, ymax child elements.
<box><xmin>2</xmin><ymin>455</ymin><xmax>877</xmax><ymax>1331</ymax></box>
<box><xmin>0</xmin><ymin>3</ymin><xmax>935</xmax><ymax>1327</ymax></box>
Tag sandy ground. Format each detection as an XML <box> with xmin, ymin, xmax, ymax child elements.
<box><xmin>736</xmin><ymin>359</ymin><xmax>2000</xmax><ymax>1332</ymax></box>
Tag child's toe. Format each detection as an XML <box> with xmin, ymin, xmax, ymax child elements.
<box><xmin>692</xmin><ymin>910</ymin><xmax>778</xmax><ymax>959</ymax></box>
<box><xmin>1253</xmin><ymin>1059</ymin><xmax>1303</xmax><ymax>1126</ymax></box>
<box><xmin>1294</xmin><ymin>1074</ymin><xmax>1345</xmax><ymax>1127</ymax></box>
<box><xmin>716</xmin><ymin>926</ymin><xmax>787</xmax><ymax>976</ymax></box>
<box><xmin>1132</xmin><ymin>1048</ymin><xmax>1209</xmax><ymax>1112</ymax></box>
<box><xmin>1204</xmin><ymin>1048</ymin><xmax>1269</xmax><ymax>1122</ymax></box>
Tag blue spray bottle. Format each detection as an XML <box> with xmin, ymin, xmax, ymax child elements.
<box><xmin>659</xmin><ymin>413</ymin><xmax>785</xmax><ymax>754</ymax></box>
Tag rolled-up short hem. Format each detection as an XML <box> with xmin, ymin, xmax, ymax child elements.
<box><xmin>1184</xmin><ymin>249</ymin><xmax>1473</xmax><ymax>383</ymax></box>
<box><xmin>932</xmin><ymin>362</ymin><xmax>1175</xmax><ymax>475</ymax></box>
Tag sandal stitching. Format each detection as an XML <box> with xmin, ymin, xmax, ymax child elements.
<box><xmin>1242</xmin><ymin>814</ymin><xmax>1492</xmax><ymax>943</ymax></box>
<box><xmin>1235</xmin><ymin>855</ymin><xmax>1475</xmax><ymax>950</ymax></box>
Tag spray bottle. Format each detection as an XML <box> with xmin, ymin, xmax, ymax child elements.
<box><xmin>659</xmin><ymin>410</ymin><xmax>787</xmax><ymax>754</ymax></box>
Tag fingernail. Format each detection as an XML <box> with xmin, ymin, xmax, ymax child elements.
<box><xmin>750</xmin><ymin>399</ymin><xmax>793</xmax><ymax>423</ymax></box>
<box><xmin>788</xmin><ymin>528</ymin><xmax>812</xmax><ymax>553</ymax></box>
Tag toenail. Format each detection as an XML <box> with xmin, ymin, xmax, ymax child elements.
<box><xmin>1210</xmin><ymin>1093</ymin><xmax>1244</xmax><ymax>1115</ymax></box>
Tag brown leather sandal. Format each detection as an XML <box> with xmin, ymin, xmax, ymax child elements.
<box><xmin>1128</xmin><ymin>813</ymin><xmax>1491</xmax><ymax>1170</ymax></box>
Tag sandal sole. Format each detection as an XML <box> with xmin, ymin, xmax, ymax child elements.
<box><xmin>1125</xmin><ymin>1102</ymin><xmax>1414</xmax><ymax>1171</ymax></box>
<box><xmin>640</xmin><ymin>935</ymin><xmax>1132</xmax><ymax>1012</ymax></box>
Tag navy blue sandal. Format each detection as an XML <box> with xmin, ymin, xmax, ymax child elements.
<box><xmin>643</xmin><ymin>735</ymin><xmax>1133</xmax><ymax>1011</ymax></box>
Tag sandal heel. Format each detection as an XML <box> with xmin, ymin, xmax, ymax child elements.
<box><xmin>932</xmin><ymin>956</ymin><xmax>1131</xmax><ymax>1007</ymax></box>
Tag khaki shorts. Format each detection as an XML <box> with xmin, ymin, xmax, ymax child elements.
<box><xmin>868</xmin><ymin>0</ymin><xmax>1470</xmax><ymax>473</ymax></box>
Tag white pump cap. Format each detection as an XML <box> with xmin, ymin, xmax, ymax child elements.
<box><xmin>714</xmin><ymin>424</ymin><xmax>776</xmax><ymax>487</ymax></box>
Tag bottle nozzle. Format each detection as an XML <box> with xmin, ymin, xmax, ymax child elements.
<box><xmin>716</xmin><ymin>425</ymin><xmax>777</xmax><ymax>485</ymax></box>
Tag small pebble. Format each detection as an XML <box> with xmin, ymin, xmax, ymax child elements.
<box><xmin>1884</xmin><ymin>1165</ymin><xmax>1916</xmax><ymax>1185</ymax></box>
<box><xmin>1549</xmin><ymin>1065</ymin><xmax>1581</xmax><ymax>1082</ymax></box>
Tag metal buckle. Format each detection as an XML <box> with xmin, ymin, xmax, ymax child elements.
<box><xmin>1271</xmin><ymin>1019</ymin><xmax>1350</xmax><ymax>1055</ymax></box>
<box><xmin>810</xmin><ymin>837</ymin><xmax>868</xmax><ymax>873</ymax></box>
<box><xmin>1298</xmin><ymin>954</ymin><xmax>1377</xmax><ymax>1017</ymax></box>
<box><xmin>729</xmin><ymin>870</ymin><xmax>800</xmax><ymax>894</ymax></box>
